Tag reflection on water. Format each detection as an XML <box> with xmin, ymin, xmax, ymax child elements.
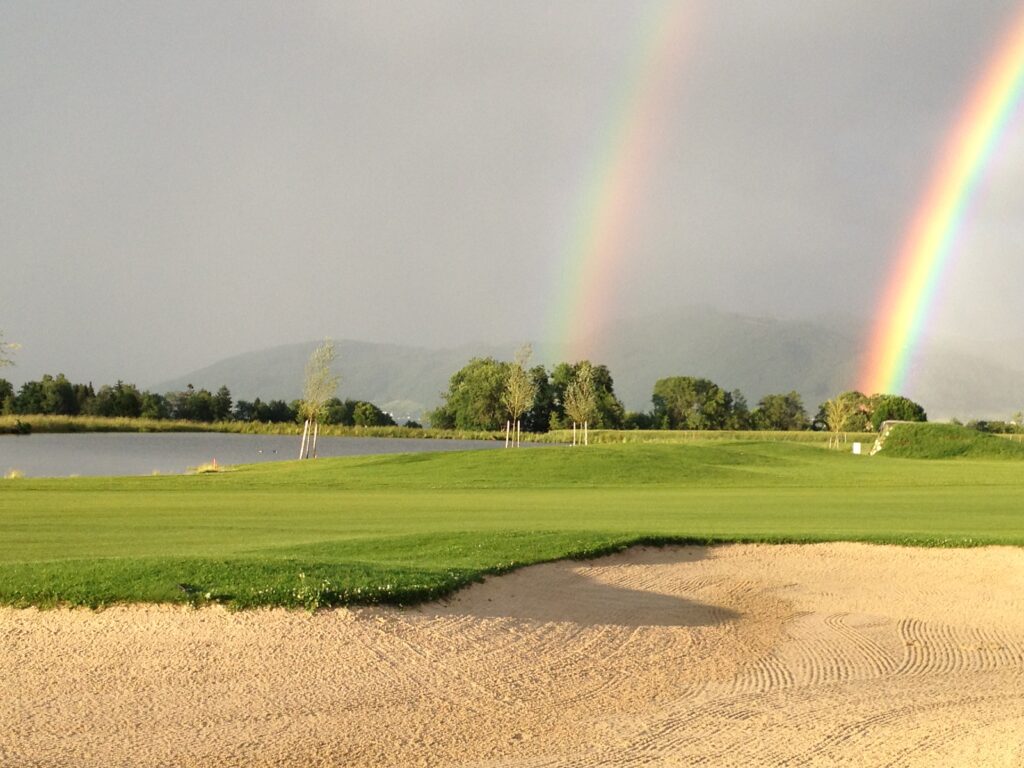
<box><xmin>0</xmin><ymin>433</ymin><xmax>509</xmax><ymax>478</ymax></box>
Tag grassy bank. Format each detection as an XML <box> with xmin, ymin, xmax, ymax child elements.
<box><xmin>1</xmin><ymin>414</ymin><xmax>875</xmax><ymax>447</ymax></box>
<box><xmin>2</xmin><ymin>417</ymin><xmax>880</xmax><ymax>448</ymax></box>
<box><xmin>535</xmin><ymin>428</ymin><xmax>876</xmax><ymax>446</ymax></box>
<box><xmin>882</xmin><ymin>422</ymin><xmax>1024</xmax><ymax>459</ymax></box>
<box><xmin>0</xmin><ymin>414</ymin><xmax>502</xmax><ymax>440</ymax></box>
<box><xmin>2</xmin><ymin>438</ymin><xmax>1023</xmax><ymax>610</ymax></box>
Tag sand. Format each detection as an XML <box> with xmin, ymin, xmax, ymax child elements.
<box><xmin>3</xmin><ymin>543</ymin><xmax>1024</xmax><ymax>766</ymax></box>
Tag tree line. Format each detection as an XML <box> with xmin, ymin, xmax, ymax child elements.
<box><xmin>0</xmin><ymin>375</ymin><xmax>399</xmax><ymax>428</ymax></box>
<box><xmin>428</xmin><ymin>355</ymin><xmax>929</xmax><ymax>434</ymax></box>
<box><xmin>0</xmin><ymin>356</ymin><xmax>931</xmax><ymax>436</ymax></box>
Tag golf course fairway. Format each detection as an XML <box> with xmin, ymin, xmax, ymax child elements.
<box><xmin>2</xmin><ymin>439</ymin><xmax>1023</xmax><ymax>609</ymax></box>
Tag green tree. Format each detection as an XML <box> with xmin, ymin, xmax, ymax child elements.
<box><xmin>261</xmin><ymin>399</ymin><xmax>295</xmax><ymax>423</ymax></box>
<box><xmin>726</xmin><ymin>389</ymin><xmax>752</xmax><ymax>430</ymax></box>
<box><xmin>87</xmin><ymin>381</ymin><xmax>143</xmax><ymax>418</ymax></box>
<box><xmin>72</xmin><ymin>382</ymin><xmax>95</xmax><ymax>414</ymax></box>
<box><xmin>0</xmin><ymin>379</ymin><xmax>13</xmax><ymax>414</ymax></box>
<box><xmin>823</xmin><ymin>396</ymin><xmax>855</xmax><ymax>449</ymax></box>
<box><xmin>550</xmin><ymin>361</ymin><xmax>624</xmax><ymax>429</ymax></box>
<box><xmin>11</xmin><ymin>374</ymin><xmax>80</xmax><ymax>415</ymax></box>
<box><xmin>42</xmin><ymin>374</ymin><xmax>78</xmax><ymax>416</ymax></box>
<box><xmin>623</xmin><ymin>411</ymin><xmax>655</xmax><ymax>429</ymax></box>
<box><xmin>651</xmin><ymin>376</ymin><xmax>734</xmax><ymax>430</ymax></box>
<box><xmin>521</xmin><ymin>365</ymin><xmax>554</xmax><ymax>433</ymax></box>
<box><xmin>299</xmin><ymin>340</ymin><xmax>340</xmax><ymax>458</ymax></box>
<box><xmin>233</xmin><ymin>399</ymin><xmax>256</xmax><ymax>421</ymax></box>
<box><xmin>11</xmin><ymin>380</ymin><xmax>45</xmax><ymax>414</ymax></box>
<box><xmin>140</xmin><ymin>391</ymin><xmax>170</xmax><ymax>420</ymax></box>
<box><xmin>563</xmin><ymin>361</ymin><xmax>597</xmax><ymax>445</ymax></box>
<box><xmin>429</xmin><ymin>357</ymin><xmax>510</xmax><ymax>431</ymax></box>
<box><xmin>212</xmin><ymin>386</ymin><xmax>233</xmax><ymax>422</ymax></box>
<box><xmin>752</xmin><ymin>391</ymin><xmax>809</xmax><ymax>431</ymax></box>
<box><xmin>167</xmin><ymin>385</ymin><xmax>215</xmax><ymax>421</ymax></box>
<box><xmin>501</xmin><ymin>345</ymin><xmax>538</xmax><ymax>447</ymax></box>
<box><xmin>353</xmin><ymin>401</ymin><xmax>396</xmax><ymax>427</ymax></box>
<box><xmin>322</xmin><ymin>397</ymin><xmax>354</xmax><ymax>426</ymax></box>
<box><xmin>815</xmin><ymin>391</ymin><xmax>872</xmax><ymax>432</ymax></box>
<box><xmin>868</xmin><ymin>394</ymin><xmax>926</xmax><ymax>430</ymax></box>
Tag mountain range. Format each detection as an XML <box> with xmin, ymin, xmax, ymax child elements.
<box><xmin>151</xmin><ymin>307</ymin><xmax>1024</xmax><ymax>421</ymax></box>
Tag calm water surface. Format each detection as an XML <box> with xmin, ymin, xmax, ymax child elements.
<box><xmin>0</xmin><ymin>433</ymin><xmax>512</xmax><ymax>478</ymax></box>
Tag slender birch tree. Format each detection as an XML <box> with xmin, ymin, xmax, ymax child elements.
<box><xmin>563</xmin><ymin>361</ymin><xmax>596</xmax><ymax>446</ymax></box>
<box><xmin>501</xmin><ymin>344</ymin><xmax>537</xmax><ymax>447</ymax></box>
<box><xmin>298</xmin><ymin>340</ymin><xmax>340</xmax><ymax>459</ymax></box>
<box><xmin>824</xmin><ymin>396</ymin><xmax>854</xmax><ymax>450</ymax></box>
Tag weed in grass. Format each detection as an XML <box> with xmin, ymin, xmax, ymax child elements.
<box><xmin>188</xmin><ymin>460</ymin><xmax>228</xmax><ymax>474</ymax></box>
<box><xmin>4</xmin><ymin>469</ymin><xmax>24</xmax><ymax>479</ymax></box>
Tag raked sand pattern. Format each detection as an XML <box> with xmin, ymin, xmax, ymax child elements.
<box><xmin>3</xmin><ymin>543</ymin><xmax>1024</xmax><ymax>766</ymax></box>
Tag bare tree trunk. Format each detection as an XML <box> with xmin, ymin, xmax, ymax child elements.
<box><xmin>505</xmin><ymin>420</ymin><xmax>510</xmax><ymax>448</ymax></box>
<box><xmin>299</xmin><ymin>419</ymin><xmax>310</xmax><ymax>459</ymax></box>
<box><xmin>572</xmin><ymin>422</ymin><xmax>577</xmax><ymax>446</ymax></box>
<box><xmin>516</xmin><ymin>419</ymin><xmax>521</xmax><ymax>448</ymax></box>
<box><xmin>584</xmin><ymin>420</ymin><xmax>589</xmax><ymax>446</ymax></box>
<box><xmin>311</xmin><ymin>419</ymin><xmax>319</xmax><ymax>458</ymax></box>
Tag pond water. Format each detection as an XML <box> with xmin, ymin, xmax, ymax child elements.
<box><xmin>0</xmin><ymin>433</ymin><xmax>512</xmax><ymax>478</ymax></box>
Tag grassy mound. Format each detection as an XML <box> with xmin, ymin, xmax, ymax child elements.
<box><xmin>881</xmin><ymin>423</ymin><xmax>1024</xmax><ymax>460</ymax></box>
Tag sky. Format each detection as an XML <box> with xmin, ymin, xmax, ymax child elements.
<box><xmin>2</xmin><ymin>0</ymin><xmax>1023</xmax><ymax>387</ymax></box>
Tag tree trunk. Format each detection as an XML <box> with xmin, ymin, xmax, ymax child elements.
<box><xmin>516</xmin><ymin>419</ymin><xmax>521</xmax><ymax>448</ymax></box>
<box><xmin>572</xmin><ymin>422</ymin><xmax>577</xmax><ymax>446</ymax></box>
<box><xmin>299</xmin><ymin>419</ymin><xmax>310</xmax><ymax>459</ymax></box>
<box><xmin>505</xmin><ymin>420</ymin><xmax>510</xmax><ymax>448</ymax></box>
<box><xmin>311</xmin><ymin>419</ymin><xmax>319</xmax><ymax>459</ymax></box>
<box><xmin>584</xmin><ymin>420</ymin><xmax>589</xmax><ymax>446</ymax></box>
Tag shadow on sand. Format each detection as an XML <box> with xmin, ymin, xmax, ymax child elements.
<box><xmin>429</xmin><ymin>546</ymin><xmax>739</xmax><ymax>628</ymax></box>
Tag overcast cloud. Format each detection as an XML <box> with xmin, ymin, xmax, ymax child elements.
<box><xmin>2</xmin><ymin>0</ymin><xmax>1022</xmax><ymax>386</ymax></box>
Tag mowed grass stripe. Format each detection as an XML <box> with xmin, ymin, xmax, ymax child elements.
<box><xmin>2</xmin><ymin>442</ymin><xmax>1023</xmax><ymax>608</ymax></box>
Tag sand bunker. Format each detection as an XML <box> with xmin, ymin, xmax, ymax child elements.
<box><xmin>3</xmin><ymin>543</ymin><xmax>1024</xmax><ymax>766</ymax></box>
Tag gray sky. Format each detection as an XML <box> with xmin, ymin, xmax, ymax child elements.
<box><xmin>2</xmin><ymin>0</ymin><xmax>1023</xmax><ymax>386</ymax></box>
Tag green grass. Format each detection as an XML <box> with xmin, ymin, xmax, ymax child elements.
<box><xmin>534</xmin><ymin>428</ymin><xmax>876</xmax><ymax>445</ymax></box>
<box><xmin>882</xmin><ymin>422</ymin><xmax>1024</xmax><ymax>459</ymax></box>
<box><xmin>2</xmin><ymin>440</ymin><xmax>1023</xmax><ymax>610</ymax></box>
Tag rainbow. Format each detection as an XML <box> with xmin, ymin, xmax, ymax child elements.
<box><xmin>860</xmin><ymin>9</ymin><xmax>1024</xmax><ymax>395</ymax></box>
<box><xmin>547</xmin><ymin>1</ymin><xmax>692</xmax><ymax>360</ymax></box>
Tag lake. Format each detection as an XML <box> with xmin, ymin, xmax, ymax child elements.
<box><xmin>0</xmin><ymin>433</ymin><xmax>512</xmax><ymax>478</ymax></box>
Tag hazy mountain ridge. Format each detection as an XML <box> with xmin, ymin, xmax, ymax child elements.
<box><xmin>152</xmin><ymin>309</ymin><xmax>1024</xmax><ymax>421</ymax></box>
<box><xmin>151</xmin><ymin>339</ymin><xmax>510</xmax><ymax>418</ymax></box>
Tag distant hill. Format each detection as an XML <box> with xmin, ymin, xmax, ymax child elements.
<box><xmin>151</xmin><ymin>339</ymin><xmax>508</xmax><ymax>420</ymax></box>
<box><xmin>575</xmin><ymin>308</ymin><xmax>1024</xmax><ymax>420</ymax></box>
<box><xmin>152</xmin><ymin>308</ymin><xmax>1024</xmax><ymax>421</ymax></box>
<box><xmin>583</xmin><ymin>308</ymin><xmax>862</xmax><ymax>414</ymax></box>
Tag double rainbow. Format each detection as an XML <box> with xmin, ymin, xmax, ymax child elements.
<box><xmin>860</xmin><ymin>9</ymin><xmax>1024</xmax><ymax>395</ymax></box>
<box><xmin>547</xmin><ymin>1</ymin><xmax>692</xmax><ymax>360</ymax></box>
